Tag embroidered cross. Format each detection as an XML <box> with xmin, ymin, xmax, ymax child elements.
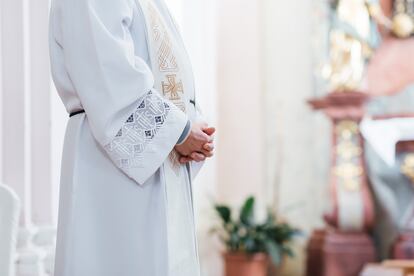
<box><xmin>162</xmin><ymin>74</ymin><xmax>184</xmax><ymax>101</ymax></box>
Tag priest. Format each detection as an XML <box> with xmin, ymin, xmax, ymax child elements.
<box><xmin>49</xmin><ymin>0</ymin><xmax>215</xmax><ymax>275</ymax></box>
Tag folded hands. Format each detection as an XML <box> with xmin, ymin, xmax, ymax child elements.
<box><xmin>174</xmin><ymin>122</ymin><xmax>216</xmax><ymax>164</ymax></box>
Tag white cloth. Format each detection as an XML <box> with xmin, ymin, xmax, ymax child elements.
<box><xmin>361</xmin><ymin>117</ymin><xmax>414</xmax><ymax>166</ymax></box>
<box><xmin>49</xmin><ymin>0</ymin><xmax>202</xmax><ymax>275</ymax></box>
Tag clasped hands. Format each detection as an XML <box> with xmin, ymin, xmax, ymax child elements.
<box><xmin>175</xmin><ymin>122</ymin><xmax>215</xmax><ymax>164</ymax></box>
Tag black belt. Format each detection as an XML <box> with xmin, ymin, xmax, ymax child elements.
<box><xmin>69</xmin><ymin>110</ymin><xmax>85</xmax><ymax>117</ymax></box>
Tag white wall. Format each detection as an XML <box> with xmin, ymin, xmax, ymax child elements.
<box><xmin>262</xmin><ymin>1</ymin><xmax>330</xmax><ymax>275</ymax></box>
<box><xmin>263</xmin><ymin>0</ymin><xmax>329</xmax><ymax>230</ymax></box>
<box><xmin>216</xmin><ymin>0</ymin><xmax>266</xmax><ymax>204</ymax></box>
<box><xmin>212</xmin><ymin>1</ymin><xmax>331</xmax><ymax>275</ymax></box>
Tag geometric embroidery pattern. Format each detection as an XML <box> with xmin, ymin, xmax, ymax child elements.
<box><xmin>104</xmin><ymin>90</ymin><xmax>170</xmax><ymax>170</ymax></box>
<box><xmin>147</xmin><ymin>2</ymin><xmax>187</xmax><ymax>114</ymax></box>
<box><xmin>149</xmin><ymin>6</ymin><xmax>178</xmax><ymax>72</ymax></box>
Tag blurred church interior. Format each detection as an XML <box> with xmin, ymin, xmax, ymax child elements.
<box><xmin>2</xmin><ymin>0</ymin><xmax>414</xmax><ymax>275</ymax></box>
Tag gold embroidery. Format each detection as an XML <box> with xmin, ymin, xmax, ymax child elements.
<box><xmin>162</xmin><ymin>75</ymin><xmax>184</xmax><ymax>100</ymax></box>
<box><xmin>162</xmin><ymin>74</ymin><xmax>185</xmax><ymax>112</ymax></box>
<box><xmin>148</xmin><ymin>5</ymin><xmax>161</xmax><ymax>41</ymax></box>
<box><xmin>146</xmin><ymin>1</ymin><xmax>188</xmax><ymax>167</ymax></box>
<box><xmin>148</xmin><ymin>4</ymin><xmax>179</xmax><ymax>72</ymax></box>
<box><xmin>158</xmin><ymin>35</ymin><xmax>178</xmax><ymax>71</ymax></box>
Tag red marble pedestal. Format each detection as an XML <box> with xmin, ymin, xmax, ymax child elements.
<box><xmin>392</xmin><ymin>232</ymin><xmax>414</xmax><ymax>260</ymax></box>
<box><xmin>306</xmin><ymin>92</ymin><xmax>377</xmax><ymax>276</ymax></box>
<box><xmin>306</xmin><ymin>229</ymin><xmax>326</xmax><ymax>276</ymax></box>
<box><xmin>308</xmin><ymin>92</ymin><xmax>375</xmax><ymax>230</ymax></box>
<box><xmin>323</xmin><ymin>231</ymin><xmax>376</xmax><ymax>276</ymax></box>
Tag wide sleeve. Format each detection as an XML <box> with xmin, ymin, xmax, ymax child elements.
<box><xmin>59</xmin><ymin>0</ymin><xmax>188</xmax><ymax>185</ymax></box>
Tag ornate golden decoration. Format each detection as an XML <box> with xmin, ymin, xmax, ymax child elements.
<box><xmin>334</xmin><ymin>163</ymin><xmax>364</xmax><ymax>178</ymax></box>
<box><xmin>324</xmin><ymin>0</ymin><xmax>376</xmax><ymax>91</ymax></box>
<box><xmin>401</xmin><ymin>154</ymin><xmax>414</xmax><ymax>183</ymax></box>
<box><xmin>336</xmin><ymin>120</ymin><xmax>359</xmax><ymax>138</ymax></box>
<box><xmin>392</xmin><ymin>0</ymin><xmax>414</xmax><ymax>38</ymax></box>
<box><xmin>343</xmin><ymin>179</ymin><xmax>361</xmax><ymax>192</ymax></box>
<box><xmin>368</xmin><ymin>0</ymin><xmax>414</xmax><ymax>38</ymax></box>
<box><xmin>334</xmin><ymin>120</ymin><xmax>364</xmax><ymax>192</ymax></box>
<box><xmin>393</xmin><ymin>13</ymin><xmax>414</xmax><ymax>38</ymax></box>
<box><xmin>336</xmin><ymin>141</ymin><xmax>363</xmax><ymax>159</ymax></box>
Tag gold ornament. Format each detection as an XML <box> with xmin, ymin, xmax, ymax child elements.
<box><xmin>334</xmin><ymin>120</ymin><xmax>364</xmax><ymax>192</ymax></box>
<box><xmin>334</xmin><ymin>163</ymin><xmax>364</xmax><ymax>179</ymax></box>
<box><xmin>336</xmin><ymin>141</ymin><xmax>363</xmax><ymax>159</ymax></box>
<box><xmin>344</xmin><ymin>179</ymin><xmax>361</xmax><ymax>192</ymax></box>
<box><xmin>401</xmin><ymin>154</ymin><xmax>414</xmax><ymax>184</ymax></box>
<box><xmin>392</xmin><ymin>13</ymin><xmax>414</xmax><ymax>38</ymax></box>
<box><xmin>336</xmin><ymin>120</ymin><xmax>359</xmax><ymax>137</ymax></box>
<box><xmin>367</xmin><ymin>3</ymin><xmax>382</xmax><ymax>18</ymax></box>
<box><xmin>325</xmin><ymin>0</ymin><xmax>374</xmax><ymax>91</ymax></box>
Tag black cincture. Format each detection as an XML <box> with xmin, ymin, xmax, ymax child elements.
<box><xmin>69</xmin><ymin>110</ymin><xmax>85</xmax><ymax>118</ymax></box>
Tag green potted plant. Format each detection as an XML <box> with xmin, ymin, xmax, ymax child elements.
<box><xmin>211</xmin><ymin>196</ymin><xmax>299</xmax><ymax>276</ymax></box>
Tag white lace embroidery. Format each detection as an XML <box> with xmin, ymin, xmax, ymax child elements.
<box><xmin>104</xmin><ymin>90</ymin><xmax>170</xmax><ymax>169</ymax></box>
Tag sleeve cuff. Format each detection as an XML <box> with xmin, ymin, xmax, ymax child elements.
<box><xmin>176</xmin><ymin>120</ymin><xmax>192</xmax><ymax>145</ymax></box>
<box><xmin>104</xmin><ymin>90</ymin><xmax>188</xmax><ymax>185</ymax></box>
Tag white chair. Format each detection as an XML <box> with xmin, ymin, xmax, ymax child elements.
<box><xmin>0</xmin><ymin>184</ymin><xmax>20</xmax><ymax>276</ymax></box>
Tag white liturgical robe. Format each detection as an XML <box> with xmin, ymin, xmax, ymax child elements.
<box><xmin>49</xmin><ymin>0</ymin><xmax>202</xmax><ymax>275</ymax></box>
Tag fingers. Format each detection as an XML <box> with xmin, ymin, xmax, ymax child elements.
<box><xmin>198</xmin><ymin>121</ymin><xmax>209</xmax><ymax>128</ymax></box>
<box><xmin>203</xmin><ymin>127</ymin><xmax>216</xmax><ymax>136</ymax></box>
<box><xmin>203</xmin><ymin>143</ymin><xmax>214</xmax><ymax>151</ymax></box>
<box><xmin>190</xmin><ymin>152</ymin><xmax>206</xmax><ymax>162</ymax></box>
<box><xmin>176</xmin><ymin>123</ymin><xmax>215</xmax><ymax>163</ymax></box>
<box><xmin>178</xmin><ymin>148</ymin><xmax>214</xmax><ymax>164</ymax></box>
<box><xmin>179</xmin><ymin>156</ymin><xmax>193</xmax><ymax>164</ymax></box>
<box><xmin>200</xmin><ymin>149</ymin><xmax>214</xmax><ymax>158</ymax></box>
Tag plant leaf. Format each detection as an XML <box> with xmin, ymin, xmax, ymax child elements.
<box><xmin>215</xmin><ymin>205</ymin><xmax>232</xmax><ymax>224</ymax></box>
<box><xmin>264</xmin><ymin>240</ymin><xmax>282</xmax><ymax>266</ymax></box>
<box><xmin>240</xmin><ymin>196</ymin><xmax>255</xmax><ymax>225</ymax></box>
<box><xmin>281</xmin><ymin>246</ymin><xmax>295</xmax><ymax>258</ymax></box>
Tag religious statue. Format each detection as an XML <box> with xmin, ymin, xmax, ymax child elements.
<box><xmin>323</xmin><ymin>0</ymin><xmax>382</xmax><ymax>92</ymax></box>
<box><xmin>391</xmin><ymin>0</ymin><xmax>414</xmax><ymax>38</ymax></box>
<box><xmin>324</xmin><ymin>0</ymin><xmax>414</xmax><ymax>92</ymax></box>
